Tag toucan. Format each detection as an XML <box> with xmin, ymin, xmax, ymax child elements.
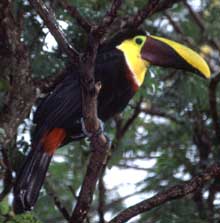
<box><xmin>13</xmin><ymin>30</ymin><xmax>210</xmax><ymax>213</ymax></box>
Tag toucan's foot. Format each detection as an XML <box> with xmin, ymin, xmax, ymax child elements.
<box><xmin>81</xmin><ymin>118</ymin><xmax>104</xmax><ymax>139</ymax></box>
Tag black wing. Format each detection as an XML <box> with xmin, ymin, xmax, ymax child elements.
<box><xmin>34</xmin><ymin>70</ymin><xmax>82</xmax><ymax>138</ymax></box>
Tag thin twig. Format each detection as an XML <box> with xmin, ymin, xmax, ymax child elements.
<box><xmin>29</xmin><ymin>0</ymin><xmax>79</xmax><ymax>62</ymax></box>
<box><xmin>95</xmin><ymin>0</ymin><xmax>123</xmax><ymax>39</ymax></box>
<box><xmin>209</xmin><ymin>73</ymin><xmax>220</xmax><ymax>138</ymax></box>
<box><xmin>68</xmin><ymin>185</ymin><xmax>78</xmax><ymax>200</ymax></box>
<box><xmin>139</xmin><ymin>106</ymin><xmax>180</xmax><ymax>124</ymax></box>
<box><xmin>123</xmin><ymin>0</ymin><xmax>181</xmax><ymax>29</ymax></box>
<box><xmin>116</xmin><ymin>164</ymin><xmax>149</xmax><ymax>171</ymax></box>
<box><xmin>182</xmin><ymin>0</ymin><xmax>220</xmax><ymax>51</ymax></box>
<box><xmin>116</xmin><ymin>98</ymin><xmax>142</xmax><ymax>140</ymax></box>
<box><xmin>45</xmin><ymin>181</ymin><xmax>70</xmax><ymax>221</ymax></box>
<box><xmin>98</xmin><ymin>170</ymin><xmax>106</xmax><ymax>223</ymax></box>
<box><xmin>164</xmin><ymin>11</ymin><xmax>193</xmax><ymax>46</ymax></box>
<box><xmin>182</xmin><ymin>0</ymin><xmax>204</xmax><ymax>31</ymax></box>
<box><xmin>104</xmin><ymin>189</ymin><xmax>147</xmax><ymax>212</ymax></box>
<box><xmin>33</xmin><ymin>69</ymin><xmax>66</xmax><ymax>94</ymax></box>
<box><xmin>59</xmin><ymin>0</ymin><xmax>92</xmax><ymax>32</ymax></box>
<box><xmin>100</xmin><ymin>0</ymin><xmax>123</xmax><ymax>28</ymax></box>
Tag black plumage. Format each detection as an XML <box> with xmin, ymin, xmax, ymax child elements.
<box><xmin>13</xmin><ymin>30</ymin><xmax>145</xmax><ymax>213</ymax></box>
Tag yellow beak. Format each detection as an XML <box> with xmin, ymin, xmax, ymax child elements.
<box><xmin>141</xmin><ymin>35</ymin><xmax>211</xmax><ymax>79</ymax></box>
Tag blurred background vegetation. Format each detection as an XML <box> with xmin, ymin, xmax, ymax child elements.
<box><xmin>0</xmin><ymin>0</ymin><xmax>220</xmax><ymax>222</ymax></box>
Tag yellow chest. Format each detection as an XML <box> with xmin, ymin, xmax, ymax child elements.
<box><xmin>123</xmin><ymin>51</ymin><xmax>148</xmax><ymax>87</ymax></box>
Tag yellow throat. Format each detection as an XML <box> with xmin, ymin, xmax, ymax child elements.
<box><xmin>116</xmin><ymin>36</ymin><xmax>149</xmax><ymax>87</ymax></box>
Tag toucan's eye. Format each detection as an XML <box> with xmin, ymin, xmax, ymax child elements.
<box><xmin>135</xmin><ymin>38</ymin><xmax>143</xmax><ymax>45</ymax></box>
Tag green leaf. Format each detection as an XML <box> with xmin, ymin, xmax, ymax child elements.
<box><xmin>0</xmin><ymin>199</ymin><xmax>9</xmax><ymax>215</ymax></box>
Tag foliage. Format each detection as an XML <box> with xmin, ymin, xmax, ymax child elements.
<box><xmin>1</xmin><ymin>0</ymin><xmax>220</xmax><ymax>223</ymax></box>
<box><xmin>0</xmin><ymin>199</ymin><xmax>41</xmax><ymax>223</ymax></box>
<box><xmin>6</xmin><ymin>213</ymin><xmax>42</xmax><ymax>223</ymax></box>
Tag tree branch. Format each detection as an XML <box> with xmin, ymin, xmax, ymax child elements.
<box><xmin>139</xmin><ymin>106</ymin><xmax>180</xmax><ymax>124</ymax></box>
<box><xmin>164</xmin><ymin>11</ymin><xmax>193</xmax><ymax>46</ymax></box>
<box><xmin>104</xmin><ymin>189</ymin><xmax>147</xmax><ymax>213</ymax></box>
<box><xmin>29</xmin><ymin>0</ymin><xmax>79</xmax><ymax>63</ymax></box>
<box><xmin>116</xmin><ymin>98</ymin><xmax>142</xmax><ymax>140</ymax></box>
<box><xmin>209</xmin><ymin>73</ymin><xmax>220</xmax><ymax>139</ymax></box>
<box><xmin>182</xmin><ymin>0</ymin><xmax>205</xmax><ymax>31</ymax></box>
<box><xmin>70</xmin><ymin>1</ymin><xmax>122</xmax><ymax>222</ymax></box>
<box><xmin>33</xmin><ymin>69</ymin><xmax>67</xmax><ymax>94</ymax></box>
<box><xmin>116</xmin><ymin>164</ymin><xmax>149</xmax><ymax>171</ymax></box>
<box><xmin>70</xmin><ymin>33</ymin><xmax>107</xmax><ymax>223</ymax></box>
<box><xmin>100</xmin><ymin>0</ymin><xmax>123</xmax><ymax>29</ymax></box>
<box><xmin>45</xmin><ymin>181</ymin><xmax>70</xmax><ymax>221</ymax></box>
<box><xmin>58</xmin><ymin>0</ymin><xmax>92</xmax><ymax>33</ymax></box>
<box><xmin>28</xmin><ymin>1</ymin><xmax>217</xmax><ymax>223</ymax></box>
<box><xmin>0</xmin><ymin>1</ymin><xmax>35</xmax><ymax>201</ymax></box>
<box><xmin>182</xmin><ymin>0</ymin><xmax>220</xmax><ymax>51</ymax></box>
<box><xmin>93</xmin><ymin>0</ymin><xmax>123</xmax><ymax>40</ymax></box>
<box><xmin>69</xmin><ymin>33</ymin><xmax>109</xmax><ymax>223</ymax></box>
<box><xmin>28</xmin><ymin>0</ymin><xmax>122</xmax><ymax>221</ymax></box>
<box><xmin>123</xmin><ymin>0</ymin><xmax>181</xmax><ymax>29</ymax></box>
<box><xmin>108</xmin><ymin>163</ymin><xmax>220</xmax><ymax>223</ymax></box>
<box><xmin>98</xmin><ymin>170</ymin><xmax>106</xmax><ymax>223</ymax></box>
<box><xmin>0</xmin><ymin>141</ymin><xmax>13</xmax><ymax>202</ymax></box>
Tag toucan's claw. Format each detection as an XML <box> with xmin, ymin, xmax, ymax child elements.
<box><xmin>81</xmin><ymin>118</ymin><xmax>104</xmax><ymax>139</ymax></box>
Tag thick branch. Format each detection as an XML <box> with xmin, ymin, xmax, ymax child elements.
<box><xmin>0</xmin><ymin>1</ymin><xmax>35</xmax><ymax>135</ymax></box>
<box><xmin>70</xmin><ymin>32</ymin><xmax>105</xmax><ymax>223</ymax></box>
<box><xmin>108</xmin><ymin>163</ymin><xmax>220</xmax><ymax>223</ymax></box>
<box><xmin>71</xmin><ymin>2</ymin><xmax>122</xmax><ymax>222</ymax></box>
<box><xmin>0</xmin><ymin>1</ymin><xmax>35</xmax><ymax>201</ymax></box>
<box><xmin>29</xmin><ymin>0</ymin><xmax>79</xmax><ymax>62</ymax></box>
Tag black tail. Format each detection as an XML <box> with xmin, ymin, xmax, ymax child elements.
<box><xmin>13</xmin><ymin>144</ymin><xmax>52</xmax><ymax>214</ymax></box>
